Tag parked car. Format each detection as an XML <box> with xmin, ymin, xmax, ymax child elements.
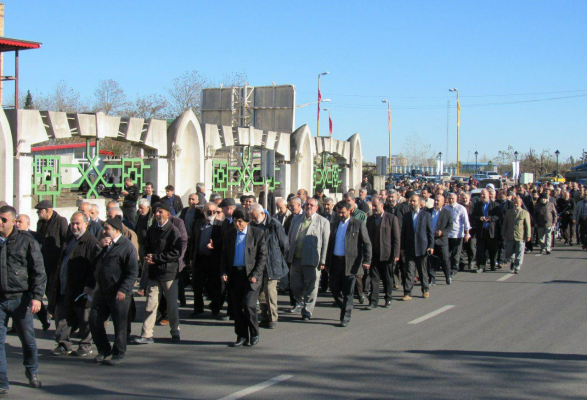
<box><xmin>486</xmin><ymin>171</ymin><xmax>502</xmax><ymax>180</ymax></box>
<box><xmin>538</xmin><ymin>173</ymin><xmax>566</xmax><ymax>183</ymax></box>
<box><xmin>440</xmin><ymin>172</ymin><xmax>452</xmax><ymax>181</ymax></box>
<box><xmin>411</xmin><ymin>169</ymin><xmax>424</xmax><ymax>177</ymax></box>
<box><xmin>473</xmin><ymin>173</ymin><xmax>488</xmax><ymax>180</ymax></box>
<box><xmin>564</xmin><ymin>163</ymin><xmax>587</xmax><ymax>182</ymax></box>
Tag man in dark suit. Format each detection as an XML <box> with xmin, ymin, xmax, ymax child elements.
<box><xmin>401</xmin><ymin>195</ymin><xmax>434</xmax><ymax>300</ymax></box>
<box><xmin>219</xmin><ymin>198</ymin><xmax>236</xmax><ymax>235</ymax></box>
<box><xmin>142</xmin><ymin>182</ymin><xmax>161</xmax><ymax>206</ymax></box>
<box><xmin>366</xmin><ymin>197</ymin><xmax>400</xmax><ymax>309</ymax></box>
<box><xmin>472</xmin><ymin>189</ymin><xmax>503</xmax><ymax>272</ymax></box>
<box><xmin>163</xmin><ymin>185</ymin><xmax>183</xmax><ymax>217</ymax></box>
<box><xmin>384</xmin><ymin>190</ymin><xmax>411</xmax><ymax>288</ymax></box>
<box><xmin>189</xmin><ymin>202</ymin><xmax>225</xmax><ymax>319</ymax></box>
<box><xmin>78</xmin><ymin>201</ymin><xmax>104</xmax><ymax>239</ymax></box>
<box><xmin>220</xmin><ymin>209</ymin><xmax>267</xmax><ymax>347</ymax></box>
<box><xmin>495</xmin><ymin>189</ymin><xmax>514</xmax><ymax>268</ymax></box>
<box><xmin>426</xmin><ymin>195</ymin><xmax>453</xmax><ymax>285</ymax></box>
<box><xmin>325</xmin><ymin>201</ymin><xmax>372</xmax><ymax>327</ymax></box>
<box><xmin>120</xmin><ymin>177</ymin><xmax>139</xmax><ymax>223</ymax></box>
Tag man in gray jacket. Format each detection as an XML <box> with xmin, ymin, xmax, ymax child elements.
<box><xmin>286</xmin><ymin>198</ymin><xmax>330</xmax><ymax>320</ymax></box>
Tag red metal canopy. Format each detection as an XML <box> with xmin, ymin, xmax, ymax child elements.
<box><xmin>0</xmin><ymin>36</ymin><xmax>41</xmax><ymax>52</ymax></box>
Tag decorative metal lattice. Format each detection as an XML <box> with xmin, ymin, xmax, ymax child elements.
<box><xmin>32</xmin><ymin>139</ymin><xmax>150</xmax><ymax>206</ymax></box>
<box><xmin>313</xmin><ymin>152</ymin><xmax>342</xmax><ymax>192</ymax></box>
<box><xmin>212</xmin><ymin>146</ymin><xmax>280</xmax><ymax>196</ymax></box>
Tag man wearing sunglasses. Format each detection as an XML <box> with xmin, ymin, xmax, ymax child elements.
<box><xmin>188</xmin><ymin>203</ymin><xmax>226</xmax><ymax>319</ymax></box>
<box><xmin>0</xmin><ymin>205</ymin><xmax>46</xmax><ymax>392</ymax></box>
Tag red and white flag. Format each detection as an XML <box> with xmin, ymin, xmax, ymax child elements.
<box><xmin>329</xmin><ymin>114</ymin><xmax>333</xmax><ymax>136</ymax></box>
<box><xmin>317</xmin><ymin>87</ymin><xmax>322</xmax><ymax>121</ymax></box>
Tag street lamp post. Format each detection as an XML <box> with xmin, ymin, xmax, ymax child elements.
<box><xmin>514</xmin><ymin>151</ymin><xmax>519</xmax><ymax>186</ymax></box>
<box><xmin>474</xmin><ymin>151</ymin><xmax>478</xmax><ymax>174</ymax></box>
<box><xmin>449</xmin><ymin>88</ymin><xmax>460</xmax><ymax>175</ymax></box>
<box><xmin>382</xmin><ymin>100</ymin><xmax>392</xmax><ymax>175</ymax></box>
<box><xmin>438</xmin><ymin>152</ymin><xmax>442</xmax><ymax>175</ymax></box>
<box><xmin>555</xmin><ymin>149</ymin><xmax>560</xmax><ymax>176</ymax></box>
<box><xmin>317</xmin><ymin>71</ymin><xmax>329</xmax><ymax>137</ymax></box>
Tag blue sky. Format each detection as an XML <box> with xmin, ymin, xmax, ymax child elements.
<box><xmin>4</xmin><ymin>1</ymin><xmax>586</xmax><ymax>163</ymax></box>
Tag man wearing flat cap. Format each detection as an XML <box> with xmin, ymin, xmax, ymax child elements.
<box><xmin>134</xmin><ymin>202</ymin><xmax>183</xmax><ymax>344</ymax></box>
<box><xmin>219</xmin><ymin>198</ymin><xmax>237</xmax><ymax>235</ymax></box>
<box><xmin>35</xmin><ymin>200</ymin><xmax>68</xmax><ymax>318</ymax></box>
<box><xmin>88</xmin><ymin>218</ymin><xmax>138</xmax><ymax>365</ymax></box>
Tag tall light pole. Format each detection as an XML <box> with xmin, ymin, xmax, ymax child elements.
<box><xmin>474</xmin><ymin>151</ymin><xmax>478</xmax><ymax>174</ymax></box>
<box><xmin>514</xmin><ymin>151</ymin><xmax>519</xmax><ymax>185</ymax></box>
<box><xmin>317</xmin><ymin>71</ymin><xmax>329</xmax><ymax>137</ymax></box>
<box><xmin>449</xmin><ymin>88</ymin><xmax>460</xmax><ymax>175</ymax></box>
<box><xmin>382</xmin><ymin>100</ymin><xmax>392</xmax><ymax>174</ymax></box>
<box><xmin>555</xmin><ymin>149</ymin><xmax>560</xmax><ymax>176</ymax></box>
<box><xmin>438</xmin><ymin>152</ymin><xmax>443</xmax><ymax>175</ymax></box>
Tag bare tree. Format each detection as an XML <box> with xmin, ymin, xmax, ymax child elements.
<box><xmin>35</xmin><ymin>81</ymin><xmax>87</xmax><ymax>112</ymax></box>
<box><xmin>219</xmin><ymin>71</ymin><xmax>248</xmax><ymax>87</ymax></box>
<box><xmin>93</xmin><ymin>79</ymin><xmax>127</xmax><ymax>115</ymax></box>
<box><xmin>167</xmin><ymin>70</ymin><xmax>209</xmax><ymax>119</ymax></box>
<box><xmin>401</xmin><ymin>133</ymin><xmax>436</xmax><ymax>166</ymax></box>
<box><xmin>122</xmin><ymin>94</ymin><xmax>170</xmax><ymax>119</ymax></box>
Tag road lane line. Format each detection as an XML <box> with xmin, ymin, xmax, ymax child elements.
<box><xmin>408</xmin><ymin>305</ymin><xmax>455</xmax><ymax>324</ymax></box>
<box><xmin>497</xmin><ymin>274</ymin><xmax>515</xmax><ymax>281</ymax></box>
<box><xmin>218</xmin><ymin>374</ymin><xmax>293</xmax><ymax>400</ymax></box>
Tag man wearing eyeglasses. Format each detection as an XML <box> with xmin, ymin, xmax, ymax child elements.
<box><xmin>286</xmin><ymin>198</ymin><xmax>330</xmax><ymax>320</ymax></box>
<box><xmin>188</xmin><ymin>202</ymin><xmax>225</xmax><ymax>319</ymax></box>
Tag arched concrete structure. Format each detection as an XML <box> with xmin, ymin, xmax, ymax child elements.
<box><xmin>167</xmin><ymin>109</ymin><xmax>205</xmax><ymax>203</ymax></box>
<box><xmin>290</xmin><ymin>124</ymin><xmax>316</xmax><ymax>193</ymax></box>
<box><xmin>348</xmin><ymin>133</ymin><xmax>363</xmax><ymax>192</ymax></box>
<box><xmin>0</xmin><ymin>109</ymin><xmax>13</xmax><ymax>204</ymax></box>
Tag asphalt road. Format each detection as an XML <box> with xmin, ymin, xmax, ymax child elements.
<box><xmin>4</xmin><ymin>242</ymin><xmax>587</xmax><ymax>399</ymax></box>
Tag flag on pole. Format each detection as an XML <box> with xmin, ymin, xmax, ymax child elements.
<box><xmin>329</xmin><ymin>114</ymin><xmax>333</xmax><ymax>136</ymax></box>
<box><xmin>457</xmin><ymin>99</ymin><xmax>461</xmax><ymax>127</ymax></box>
<box><xmin>388</xmin><ymin>107</ymin><xmax>392</xmax><ymax>131</ymax></box>
<box><xmin>317</xmin><ymin>87</ymin><xmax>322</xmax><ymax>121</ymax></box>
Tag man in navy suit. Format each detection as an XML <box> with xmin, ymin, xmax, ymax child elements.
<box><xmin>401</xmin><ymin>195</ymin><xmax>434</xmax><ymax>300</ymax></box>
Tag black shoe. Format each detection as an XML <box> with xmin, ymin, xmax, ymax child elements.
<box><xmin>0</xmin><ymin>388</ymin><xmax>7</xmax><ymax>397</ymax></box>
<box><xmin>42</xmin><ymin>320</ymin><xmax>51</xmax><ymax>332</ymax></box>
<box><xmin>25</xmin><ymin>369</ymin><xmax>41</xmax><ymax>388</ymax></box>
<box><xmin>569</xmin><ymin>242</ymin><xmax>573</xmax><ymax>246</ymax></box>
<box><xmin>286</xmin><ymin>305</ymin><xmax>302</xmax><ymax>313</ymax></box>
<box><xmin>340</xmin><ymin>321</ymin><xmax>349</xmax><ymax>328</ymax></box>
<box><xmin>539</xmin><ymin>249</ymin><xmax>544</xmax><ymax>254</ymax></box>
<box><xmin>365</xmin><ymin>303</ymin><xmax>377</xmax><ymax>310</ymax></box>
<box><xmin>491</xmin><ymin>267</ymin><xmax>496</xmax><ymax>271</ymax></box>
<box><xmin>429</xmin><ymin>278</ymin><xmax>436</xmax><ymax>286</ymax></box>
<box><xmin>249</xmin><ymin>336</ymin><xmax>259</xmax><ymax>346</ymax></box>
<box><xmin>358</xmin><ymin>295</ymin><xmax>366</xmax><ymax>304</ymax></box>
<box><xmin>51</xmin><ymin>345</ymin><xmax>72</xmax><ymax>356</ymax></box>
<box><xmin>7</xmin><ymin>326</ymin><xmax>16</xmax><ymax>335</ymax></box>
<box><xmin>383</xmin><ymin>300</ymin><xmax>391</xmax><ymax>308</ymax></box>
<box><xmin>259</xmin><ymin>320</ymin><xmax>270</xmax><ymax>328</ymax></box>
<box><xmin>171</xmin><ymin>334</ymin><xmax>180</xmax><ymax>343</ymax></box>
<box><xmin>496</xmin><ymin>264</ymin><xmax>503</xmax><ymax>269</ymax></box>
<box><xmin>510</xmin><ymin>262</ymin><xmax>514</xmax><ymax>271</ymax></box>
<box><xmin>72</xmin><ymin>348</ymin><xmax>93</xmax><ymax>357</ymax></box>
<box><xmin>446</xmin><ymin>276</ymin><xmax>452</xmax><ymax>285</ymax></box>
<box><xmin>179</xmin><ymin>301</ymin><xmax>187</xmax><ymax>307</ymax></box>
<box><xmin>231</xmin><ymin>337</ymin><xmax>248</xmax><ymax>347</ymax></box>
<box><xmin>94</xmin><ymin>352</ymin><xmax>111</xmax><ymax>363</ymax></box>
<box><xmin>212</xmin><ymin>312</ymin><xmax>229</xmax><ymax>321</ymax></box>
<box><xmin>301</xmin><ymin>315</ymin><xmax>311</xmax><ymax>321</ymax></box>
<box><xmin>133</xmin><ymin>337</ymin><xmax>154</xmax><ymax>345</ymax></box>
<box><xmin>104</xmin><ymin>355</ymin><xmax>125</xmax><ymax>366</ymax></box>
<box><xmin>267</xmin><ymin>322</ymin><xmax>277</xmax><ymax>329</ymax></box>
<box><xmin>545</xmin><ymin>250</ymin><xmax>551</xmax><ymax>255</ymax></box>
<box><xmin>189</xmin><ymin>310</ymin><xmax>204</xmax><ymax>318</ymax></box>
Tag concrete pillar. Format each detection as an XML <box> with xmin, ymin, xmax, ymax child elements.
<box><xmin>144</xmin><ymin>158</ymin><xmax>169</xmax><ymax>198</ymax></box>
<box><xmin>14</xmin><ymin>155</ymin><xmax>32</xmax><ymax>216</ymax></box>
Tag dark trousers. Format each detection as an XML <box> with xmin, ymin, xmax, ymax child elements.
<box><xmin>229</xmin><ymin>268</ymin><xmax>261</xmax><ymax>340</ymax></box>
<box><xmin>476</xmin><ymin>229</ymin><xmax>498</xmax><ymax>269</ymax></box>
<box><xmin>369</xmin><ymin>258</ymin><xmax>393</xmax><ymax>305</ymax></box>
<box><xmin>128</xmin><ymin>294</ymin><xmax>136</xmax><ymax>336</ymax></box>
<box><xmin>288</xmin><ymin>269</ymin><xmax>298</xmax><ymax>307</ymax></box>
<box><xmin>89</xmin><ymin>291</ymin><xmax>131</xmax><ymax>358</ymax></box>
<box><xmin>459</xmin><ymin>235</ymin><xmax>475</xmax><ymax>269</ymax></box>
<box><xmin>404</xmin><ymin>254</ymin><xmax>429</xmax><ymax>295</ymax></box>
<box><xmin>122</xmin><ymin>206</ymin><xmax>136</xmax><ymax>225</ymax></box>
<box><xmin>448</xmin><ymin>237</ymin><xmax>463</xmax><ymax>273</ymax></box>
<box><xmin>193</xmin><ymin>255</ymin><xmax>224</xmax><ymax>313</ymax></box>
<box><xmin>54</xmin><ymin>295</ymin><xmax>92</xmax><ymax>351</ymax></box>
<box><xmin>394</xmin><ymin>259</ymin><xmax>405</xmax><ymax>287</ymax></box>
<box><xmin>579</xmin><ymin>217</ymin><xmax>587</xmax><ymax>247</ymax></box>
<box><xmin>329</xmin><ymin>257</ymin><xmax>356</xmax><ymax>323</ymax></box>
<box><xmin>429</xmin><ymin>243</ymin><xmax>450</xmax><ymax>280</ymax></box>
<box><xmin>319</xmin><ymin>268</ymin><xmax>329</xmax><ymax>292</ymax></box>
<box><xmin>497</xmin><ymin>236</ymin><xmax>507</xmax><ymax>265</ymax></box>
<box><xmin>354</xmin><ymin>268</ymin><xmax>370</xmax><ymax>299</ymax></box>
<box><xmin>0</xmin><ymin>295</ymin><xmax>38</xmax><ymax>390</ymax></box>
<box><xmin>560</xmin><ymin>218</ymin><xmax>574</xmax><ymax>243</ymax></box>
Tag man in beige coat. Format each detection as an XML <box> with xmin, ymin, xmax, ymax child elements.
<box><xmin>501</xmin><ymin>196</ymin><xmax>531</xmax><ymax>274</ymax></box>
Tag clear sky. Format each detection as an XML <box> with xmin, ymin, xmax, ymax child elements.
<box><xmin>4</xmin><ymin>0</ymin><xmax>586</xmax><ymax>163</ymax></box>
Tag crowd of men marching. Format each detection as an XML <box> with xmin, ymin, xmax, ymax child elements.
<box><xmin>0</xmin><ymin>175</ymin><xmax>586</xmax><ymax>395</ymax></box>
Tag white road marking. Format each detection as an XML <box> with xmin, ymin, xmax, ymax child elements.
<box><xmin>408</xmin><ymin>305</ymin><xmax>455</xmax><ymax>324</ymax></box>
<box><xmin>497</xmin><ymin>273</ymin><xmax>515</xmax><ymax>281</ymax></box>
<box><xmin>218</xmin><ymin>374</ymin><xmax>293</xmax><ymax>400</ymax></box>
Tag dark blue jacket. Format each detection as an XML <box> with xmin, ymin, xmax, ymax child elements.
<box><xmin>401</xmin><ymin>210</ymin><xmax>434</xmax><ymax>257</ymax></box>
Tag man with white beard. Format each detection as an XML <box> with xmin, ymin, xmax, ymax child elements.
<box><xmin>50</xmin><ymin>211</ymin><xmax>99</xmax><ymax>357</ymax></box>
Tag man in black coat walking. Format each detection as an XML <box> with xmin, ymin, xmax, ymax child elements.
<box><xmin>120</xmin><ymin>177</ymin><xmax>139</xmax><ymax>223</ymax></box>
<box><xmin>401</xmin><ymin>195</ymin><xmax>434</xmax><ymax>300</ymax></box>
<box><xmin>426</xmin><ymin>195</ymin><xmax>453</xmax><ymax>285</ymax></box>
<box><xmin>325</xmin><ymin>201</ymin><xmax>372</xmax><ymax>327</ymax></box>
<box><xmin>50</xmin><ymin>212</ymin><xmax>98</xmax><ymax>357</ymax></box>
<box><xmin>472</xmin><ymin>189</ymin><xmax>503</xmax><ymax>272</ymax></box>
<box><xmin>221</xmin><ymin>209</ymin><xmax>267</xmax><ymax>347</ymax></box>
<box><xmin>88</xmin><ymin>218</ymin><xmax>138</xmax><ymax>366</ymax></box>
